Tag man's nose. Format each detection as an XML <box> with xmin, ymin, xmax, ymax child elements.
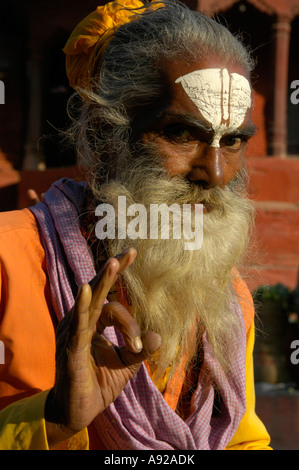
<box><xmin>187</xmin><ymin>144</ymin><xmax>226</xmax><ymax>190</ymax></box>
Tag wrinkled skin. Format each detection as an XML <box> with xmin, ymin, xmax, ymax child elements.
<box><xmin>45</xmin><ymin>248</ymin><xmax>161</xmax><ymax>448</ymax></box>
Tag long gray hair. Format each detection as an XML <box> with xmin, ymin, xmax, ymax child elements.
<box><xmin>67</xmin><ymin>0</ymin><xmax>254</xmax><ymax>195</ymax></box>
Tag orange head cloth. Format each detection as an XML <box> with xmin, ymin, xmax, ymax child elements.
<box><xmin>63</xmin><ymin>0</ymin><xmax>164</xmax><ymax>91</ymax></box>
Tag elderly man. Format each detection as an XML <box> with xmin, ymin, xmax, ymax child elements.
<box><xmin>0</xmin><ymin>0</ymin><xmax>271</xmax><ymax>450</ymax></box>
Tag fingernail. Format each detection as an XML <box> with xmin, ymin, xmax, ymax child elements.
<box><xmin>117</xmin><ymin>248</ymin><xmax>130</xmax><ymax>259</ymax></box>
<box><xmin>134</xmin><ymin>336</ymin><xmax>143</xmax><ymax>351</ymax></box>
<box><xmin>76</xmin><ymin>285</ymin><xmax>82</xmax><ymax>298</ymax></box>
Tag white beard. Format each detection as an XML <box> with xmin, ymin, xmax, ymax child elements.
<box><xmin>91</xmin><ymin>159</ymin><xmax>255</xmax><ymax>384</ymax></box>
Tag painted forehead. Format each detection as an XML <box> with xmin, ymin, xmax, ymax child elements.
<box><xmin>175</xmin><ymin>68</ymin><xmax>252</xmax><ymax>147</ymax></box>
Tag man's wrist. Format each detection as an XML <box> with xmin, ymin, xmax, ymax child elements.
<box><xmin>44</xmin><ymin>388</ymin><xmax>76</xmax><ymax>448</ymax></box>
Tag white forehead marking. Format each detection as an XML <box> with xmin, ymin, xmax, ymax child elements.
<box><xmin>175</xmin><ymin>68</ymin><xmax>252</xmax><ymax>147</ymax></box>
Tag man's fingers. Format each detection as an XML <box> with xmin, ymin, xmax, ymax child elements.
<box><xmin>96</xmin><ymin>302</ymin><xmax>143</xmax><ymax>353</ymax></box>
<box><xmin>89</xmin><ymin>248</ymin><xmax>137</xmax><ymax>292</ymax></box>
<box><xmin>115</xmin><ymin>331</ymin><xmax>162</xmax><ymax>368</ymax></box>
<box><xmin>114</xmin><ymin>247</ymin><xmax>137</xmax><ymax>276</ymax></box>
<box><xmin>69</xmin><ymin>248</ymin><xmax>138</xmax><ymax>350</ymax></box>
<box><xmin>89</xmin><ymin>258</ymin><xmax>120</xmax><ymax>324</ymax></box>
<box><xmin>67</xmin><ymin>284</ymin><xmax>93</xmax><ymax>350</ymax></box>
<box><xmin>27</xmin><ymin>189</ymin><xmax>40</xmax><ymax>205</ymax></box>
<box><xmin>92</xmin><ymin>329</ymin><xmax>162</xmax><ymax>371</ymax></box>
<box><xmin>77</xmin><ymin>284</ymin><xmax>93</xmax><ymax>314</ymax></box>
<box><xmin>88</xmin><ymin>248</ymin><xmax>137</xmax><ymax>327</ymax></box>
<box><xmin>94</xmin><ymin>301</ymin><xmax>162</xmax><ymax>367</ymax></box>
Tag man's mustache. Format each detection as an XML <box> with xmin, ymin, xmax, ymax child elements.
<box><xmin>100</xmin><ymin>142</ymin><xmax>249</xmax><ymax>215</ymax></box>
<box><xmin>169</xmin><ymin>166</ymin><xmax>249</xmax><ymax>213</ymax></box>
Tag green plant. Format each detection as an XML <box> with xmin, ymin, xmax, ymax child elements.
<box><xmin>253</xmin><ymin>283</ymin><xmax>291</xmax><ymax>310</ymax></box>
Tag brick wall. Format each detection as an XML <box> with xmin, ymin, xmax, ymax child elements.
<box><xmin>246</xmin><ymin>157</ymin><xmax>299</xmax><ymax>291</ymax></box>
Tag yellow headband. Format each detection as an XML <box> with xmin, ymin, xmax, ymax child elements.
<box><xmin>63</xmin><ymin>0</ymin><xmax>164</xmax><ymax>90</ymax></box>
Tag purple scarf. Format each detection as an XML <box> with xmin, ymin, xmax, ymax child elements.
<box><xmin>30</xmin><ymin>178</ymin><xmax>247</xmax><ymax>450</ymax></box>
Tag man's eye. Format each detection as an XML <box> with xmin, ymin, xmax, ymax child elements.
<box><xmin>221</xmin><ymin>136</ymin><xmax>244</xmax><ymax>150</ymax></box>
<box><xmin>163</xmin><ymin>124</ymin><xmax>194</xmax><ymax>142</ymax></box>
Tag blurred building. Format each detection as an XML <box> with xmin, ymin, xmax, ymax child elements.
<box><xmin>1</xmin><ymin>0</ymin><xmax>299</xmax><ymax>289</ymax></box>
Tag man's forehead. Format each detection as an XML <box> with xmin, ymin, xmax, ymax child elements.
<box><xmin>175</xmin><ymin>68</ymin><xmax>252</xmax><ymax>103</ymax></box>
<box><xmin>174</xmin><ymin>67</ymin><xmax>252</xmax><ymax>129</ymax></box>
<box><xmin>136</xmin><ymin>59</ymin><xmax>253</xmax><ymax>139</ymax></box>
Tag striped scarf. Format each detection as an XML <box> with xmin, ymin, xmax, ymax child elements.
<box><xmin>30</xmin><ymin>177</ymin><xmax>247</xmax><ymax>450</ymax></box>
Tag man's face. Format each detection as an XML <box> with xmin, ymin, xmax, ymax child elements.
<box><xmin>141</xmin><ymin>55</ymin><xmax>255</xmax><ymax>198</ymax></box>
<box><xmin>95</xmin><ymin>56</ymin><xmax>256</xmax><ymax>379</ymax></box>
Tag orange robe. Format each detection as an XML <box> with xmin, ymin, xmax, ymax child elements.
<box><xmin>0</xmin><ymin>208</ymin><xmax>271</xmax><ymax>449</ymax></box>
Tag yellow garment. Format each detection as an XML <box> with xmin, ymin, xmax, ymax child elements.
<box><xmin>226</xmin><ymin>320</ymin><xmax>272</xmax><ymax>450</ymax></box>
<box><xmin>0</xmin><ymin>391</ymin><xmax>49</xmax><ymax>450</ymax></box>
<box><xmin>63</xmin><ymin>0</ymin><xmax>164</xmax><ymax>90</ymax></box>
<box><xmin>0</xmin><ymin>322</ymin><xmax>271</xmax><ymax>450</ymax></box>
<box><xmin>0</xmin><ymin>391</ymin><xmax>88</xmax><ymax>450</ymax></box>
<box><xmin>0</xmin><ymin>209</ymin><xmax>271</xmax><ymax>449</ymax></box>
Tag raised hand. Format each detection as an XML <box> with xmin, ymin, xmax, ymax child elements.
<box><xmin>45</xmin><ymin>248</ymin><xmax>161</xmax><ymax>448</ymax></box>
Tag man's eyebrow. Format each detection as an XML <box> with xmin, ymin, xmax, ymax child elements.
<box><xmin>161</xmin><ymin>112</ymin><xmax>257</xmax><ymax>137</ymax></box>
<box><xmin>232</xmin><ymin>123</ymin><xmax>257</xmax><ymax>137</ymax></box>
<box><xmin>161</xmin><ymin>112</ymin><xmax>212</xmax><ymax>132</ymax></box>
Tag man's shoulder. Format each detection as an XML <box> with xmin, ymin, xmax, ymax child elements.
<box><xmin>0</xmin><ymin>208</ymin><xmax>37</xmax><ymax>235</ymax></box>
<box><xmin>0</xmin><ymin>208</ymin><xmax>45</xmax><ymax>273</ymax></box>
<box><xmin>0</xmin><ymin>208</ymin><xmax>42</xmax><ymax>256</ymax></box>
